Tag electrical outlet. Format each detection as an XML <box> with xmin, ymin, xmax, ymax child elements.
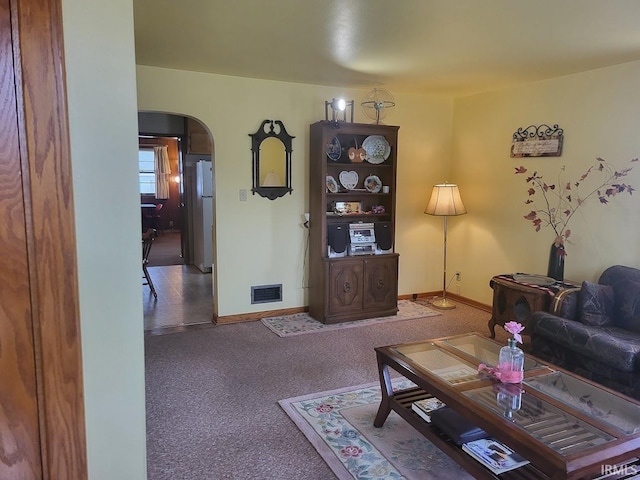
<box><xmin>455</xmin><ymin>271</ymin><xmax>462</xmax><ymax>281</ymax></box>
<box><xmin>239</xmin><ymin>189</ymin><xmax>247</xmax><ymax>202</ymax></box>
<box><xmin>304</xmin><ymin>212</ymin><xmax>310</xmax><ymax>222</ymax></box>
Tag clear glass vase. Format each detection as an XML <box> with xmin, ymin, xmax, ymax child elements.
<box><xmin>496</xmin><ymin>384</ymin><xmax>522</xmax><ymax>420</ymax></box>
<box><xmin>498</xmin><ymin>338</ymin><xmax>524</xmax><ymax>383</ymax></box>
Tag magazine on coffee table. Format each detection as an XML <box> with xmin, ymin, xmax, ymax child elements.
<box><xmin>462</xmin><ymin>438</ymin><xmax>529</xmax><ymax>474</ymax></box>
<box><xmin>411</xmin><ymin>397</ymin><xmax>445</xmax><ymax>423</ymax></box>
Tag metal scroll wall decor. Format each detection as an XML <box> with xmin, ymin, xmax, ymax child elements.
<box><xmin>249</xmin><ymin>120</ymin><xmax>295</xmax><ymax>200</ymax></box>
<box><xmin>511</xmin><ymin>123</ymin><xmax>564</xmax><ymax>158</ymax></box>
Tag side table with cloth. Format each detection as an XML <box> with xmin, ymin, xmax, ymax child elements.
<box><xmin>488</xmin><ymin>273</ymin><xmax>580</xmax><ymax>338</ymax></box>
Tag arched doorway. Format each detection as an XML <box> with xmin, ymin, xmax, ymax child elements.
<box><xmin>138</xmin><ymin>112</ymin><xmax>216</xmax><ymax>331</ymax></box>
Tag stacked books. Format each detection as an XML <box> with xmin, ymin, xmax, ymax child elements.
<box><xmin>411</xmin><ymin>397</ymin><xmax>445</xmax><ymax>423</ymax></box>
<box><xmin>462</xmin><ymin>438</ymin><xmax>530</xmax><ymax>474</ymax></box>
<box><xmin>414</xmin><ymin>399</ymin><xmax>529</xmax><ymax>474</ymax></box>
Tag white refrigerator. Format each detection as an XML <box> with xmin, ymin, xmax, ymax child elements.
<box><xmin>193</xmin><ymin>160</ymin><xmax>213</xmax><ymax>273</ymax></box>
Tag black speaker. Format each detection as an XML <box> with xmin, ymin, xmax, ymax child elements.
<box><xmin>327</xmin><ymin>224</ymin><xmax>349</xmax><ymax>253</ymax></box>
<box><xmin>374</xmin><ymin>222</ymin><xmax>393</xmax><ymax>251</ymax></box>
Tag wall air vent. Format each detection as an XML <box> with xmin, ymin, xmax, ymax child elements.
<box><xmin>251</xmin><ymin>284</ymin><xmax>282</xmax><ymax>304</ymax></box>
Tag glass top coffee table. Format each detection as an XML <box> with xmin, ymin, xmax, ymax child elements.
<box><xmin>374</xmin><ymin>333</ymin><xmax>640</xmax><ymax>479</ymax></box>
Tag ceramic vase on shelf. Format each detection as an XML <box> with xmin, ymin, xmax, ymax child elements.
<box><xmin>547</xmin><ymin>241</ymin><xmax>565</xmax><ymax>281</ymax></box>
<box><xmin>498</xmin><ymin>338</ymin><xmax>524</xmax><ymax>383</ymax></box>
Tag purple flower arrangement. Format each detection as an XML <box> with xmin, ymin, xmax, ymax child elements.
<box><xmin>515</xmin><ymin>157</ymin><xmax>636</xmax><ymax>250</ymax></box>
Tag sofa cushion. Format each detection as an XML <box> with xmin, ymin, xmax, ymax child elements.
<box><xmin>533</xmin><ymin>312</ymin><xmax>640</xmax><ymax>372</ymax></box>
<box><xmin>599</xmin><ymin>265</ymin><xmax>640</xmax><ymax>288</ymax></box>
<box><xmin>598</xmin><ymin>266</ymin><xmax>640</xmax><ymax>333</ymax></box>
<box><xmin>612</xmin><ymin>280</ymin><xmax>640</xmax><ymax>334</ymax></box>
<box><xmin>579</xmin><ymin>281</ymin><xmax>615</xmax><ymax>326</ymax></box>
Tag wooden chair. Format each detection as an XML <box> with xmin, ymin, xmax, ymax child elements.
<box><xmin>142</xmin><ymin>203</ymin><xmax>164</xmax><ymax>234</ymax></box>
<box><xmin>142</xmin><ymin>228</ymin><xmax>158</xmax><ymax>298</ymax></box>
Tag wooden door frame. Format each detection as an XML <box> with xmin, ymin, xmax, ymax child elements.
<box><xmin>9</xmin><ymin>0</ymin><xmax>87</xmax><ymax>477</ymax></box>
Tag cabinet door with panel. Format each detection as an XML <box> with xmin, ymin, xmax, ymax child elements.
<box><xmin>328</xmin><ymin>259</ymin><xmax>364</xmax><ymax>315</ymax></box>
<box><xmin>364</xmin><ymin>255</ymin><xmax>398</xmax><ymax>310</ymax></box>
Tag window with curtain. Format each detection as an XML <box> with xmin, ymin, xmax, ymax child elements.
<box><xmin>154</xmin><ymin>146</ymin><xmax>171</xmax><ymax>199</ymax></box>
<box><xmin>138</xmin><ymin>148</ymin><xmax>155</xmax><ymax>194</ymax></box>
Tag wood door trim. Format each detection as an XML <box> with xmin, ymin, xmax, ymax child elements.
<box><xmin>0</xmin><ymin>0</ymin><xmax>41</xmax><ymax>477</ymax></box>
<box><xmin>11</xmin><ymin>0</ymin><xmax>87</xmax><ymax>478</ymax></box>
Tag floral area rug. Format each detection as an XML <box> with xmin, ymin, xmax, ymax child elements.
<box><xmin>279</xmin><ymin>380</ymin><xmax>472</xmax><ymax>480</ymax></box>
<box><xmin>261</xmin><ymin>300</ymin><xmax>441</xmax><ymax>337</ymax></box>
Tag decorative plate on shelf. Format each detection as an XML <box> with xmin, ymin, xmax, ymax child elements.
<box><xmin>362</xmin><ymin>135</ymin><xmax>391</xmax><ymax>164</ymax></box>
<box><xmin>326</xmin><ymin>175</ymin><xmax>339</xmax><ymax>193</ymax></box>
<box><xmin>339</xmin><ymin>170</ymin><xmax>359</xmax><ymax>190</ymax></box>
<box><xmin>512</xmin><ymin>274</ymin><xmax>556</xmax><ymax>286</ymax></box>
<box><xmin>326</xmin><ymin>136</ymin><xmax>341</xmax><ymax>161</ymax></box>
<box><xmin>364</xmin><ymin>174</ymin><xmax>382</xmax><ymax>193</ymax></box>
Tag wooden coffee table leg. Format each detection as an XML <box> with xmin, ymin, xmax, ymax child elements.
<box><xmin>373</xmin><ymin>354</ymin><xmax>393</xmax><ymax>428</ymax></box>
<box><xmin>488</xmin><ymin>315</ymin><xmax>497</xmax><ymax>339</ymax></box>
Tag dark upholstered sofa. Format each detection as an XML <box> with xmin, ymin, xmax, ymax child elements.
<box><xmin>530</xmin><ymin>265</ymin><xmax>640</xmax><ymax>400</ymax></box>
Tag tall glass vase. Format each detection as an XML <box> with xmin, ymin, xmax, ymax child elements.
<box><xmin>496</xmin><ymin>384</ymin><xmax>522</xmax><ymax>420</ymax></box>
<box><xmin>547</xmin><ymin>241</ymin><xmax>565</xmax><ymax>281</ymax></box>
<box><xmin>498</xmin><ymin>338</ymin><xmax>524</xmax><ymax>383</ymax></box>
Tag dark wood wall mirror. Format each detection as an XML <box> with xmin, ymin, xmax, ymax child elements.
<box><xmin>249</xmin><ymin>120</ymin><xmax>294</xmax><ymax>200</ymax></box>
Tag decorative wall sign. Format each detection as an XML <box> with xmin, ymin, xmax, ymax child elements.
<box><xmin>511</xmin><ymin>124</ymin><xmax>563</xmax><ymax>158</ymax></box>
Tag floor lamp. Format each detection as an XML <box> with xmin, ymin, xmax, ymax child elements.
<box><xmin>424</xmin><ymin>183</ymin><xmax>467</xmax><ymax>309</ymax></box>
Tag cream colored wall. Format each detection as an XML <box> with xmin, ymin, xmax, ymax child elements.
<box><xmin>62</xmin><ymin>0</ymin><xmax>147</xmax><ymax>479</ymax></box>
<box><xmin>451</xmin><ymin>61</ymin><xmax>640</xmax><ymax>305</ymax></box>
<box><xmin>136</xmin><ymin>66</ymin><xmax>455</xmax><ymax>316</ymax></box>
<box><xmin>393</xmin><ymin>93</ymin><xmax>455</xmax><ymax>297</ymax></box>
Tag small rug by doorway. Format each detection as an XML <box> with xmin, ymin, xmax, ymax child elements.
<box><xmin>261</xmin><ymin>300</ymin><xmax>441</xmax><ymax>337</ymax></box>
<box><xmin>279</xmin><ymin>380</ymin><xmax>472</xmax><ymax>480</ymax></box>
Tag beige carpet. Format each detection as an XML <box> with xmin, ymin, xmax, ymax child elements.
<box><xmin>144</xmin><ymin>301</ymin><xmax>504</xmax><ymax>479</ymax></box>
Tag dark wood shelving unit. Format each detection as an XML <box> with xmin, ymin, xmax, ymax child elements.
<box><xmin>308</xmin><ymin>121</ymin><xmax>400</xmax><ymax>324</ymax></box>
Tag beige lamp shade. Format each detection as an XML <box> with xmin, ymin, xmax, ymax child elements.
<box><xmin>424</xmin><ymin>182</ymin><xmax>466</xmax><ymax>309</ymax></box>
<box><xmin>262</xmin><ymin>170</ymin><xmax>283</xmax><ymax>187</ymax></box>
<box><xmin>424</xmin><ymin>183</ymin><xmax>467</xmax><ymax>216</ymax></box>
